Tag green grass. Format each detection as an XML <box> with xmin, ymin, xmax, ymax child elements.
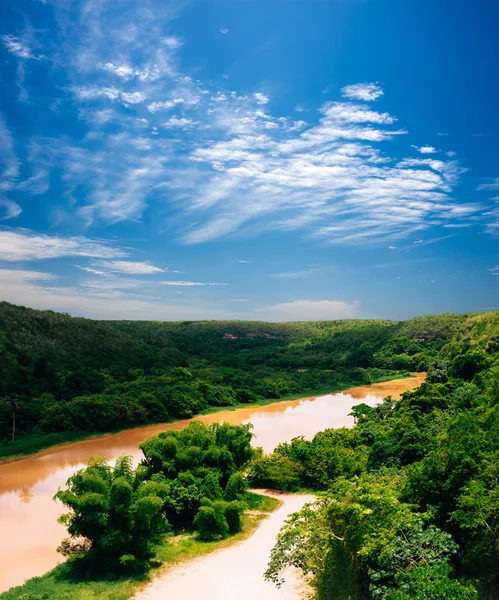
<box><xmin>0</xmin><ymin>492</ymin><xmax>280</xmax><ymax>600</ymax></box>
<box><xmin>243</xmin><ymin>490</ymin><xmax>281</xmax><ymax>512</ymax></box>
<box><xmin>0</xmin><ymin>371</ymin><xmax>413</xmax><ymax>463</ymax></box>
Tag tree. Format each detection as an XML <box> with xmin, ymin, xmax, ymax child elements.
<box><xmin>54</xmin><ymin>455</ymin><xmax>169</xmax><ymax>573</ymax></box>
<box><xmin>348</xmin><ymin>402</ymin><xmax>373</xmax><ymax>424</ymax></box>
<box><xmin>265</xmin><ymin>474</ymin><xmax>478</xmax><ymax>600</ymax></box>
<box><xmin>7</xmin><ymin>395</ymin><xmax>19</xmax><ymax>442</ymax></box>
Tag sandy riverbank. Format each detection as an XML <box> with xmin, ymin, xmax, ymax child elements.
<box><xmin>133</xmin><ymin>491</ymin><xmax>316</xmax><ymax>600</ymax></box>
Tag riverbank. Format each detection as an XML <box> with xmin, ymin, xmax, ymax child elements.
<box><xmin>0</xmin><ymin>370</ymin><xmax>413</xmax><ymax>464</ymax></box>
<box><xmin>0</xmin><ymin>492</ymin><xmax>282</xmax><ymax>600</ymax></box>
<box><xmin>133</xmin><ymin>491</ymin><xmax>316</xmax><ymax>600</ymax></box>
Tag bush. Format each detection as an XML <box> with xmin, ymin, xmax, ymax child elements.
<box><xmin>224</xmin><ymin>501</ymin><xmax>245</xmax><ymax>534</ymax></box>
<box><xmin>194</xmin><ymin>504</ymin><xmax>229</xmax><ymax>541</ymax></box>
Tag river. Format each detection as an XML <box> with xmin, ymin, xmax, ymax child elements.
<box><xmin>0</xmin><ymin>373</ymin><xmax>425</xmax><ymax>593</ymax></box>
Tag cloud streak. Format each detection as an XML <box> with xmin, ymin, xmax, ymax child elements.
<box><xmin>0</xmin><ymin>231</ymin><xmax>126</xmax><ymax>261</ymax></box>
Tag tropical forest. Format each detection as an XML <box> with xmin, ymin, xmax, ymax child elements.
<box><xmin>0</xmin><ymin>302</ymin><xmax>498</xmax><ymax>599</ymax></box>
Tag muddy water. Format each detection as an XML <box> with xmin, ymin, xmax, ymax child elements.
<box><xmin>0</xmin><ymin>373</ymin><xmax>425</xmax><ymax>593</ymax></box>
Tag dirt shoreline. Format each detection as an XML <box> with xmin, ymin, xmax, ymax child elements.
<box><xmin>133</xmin><ymin>490</ymin><xmax>316</xmax><ymax>600</ymax></box>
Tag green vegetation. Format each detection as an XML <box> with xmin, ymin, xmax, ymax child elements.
<box><xmin>0</xmin><ymin>301</ymin><xmax>464</xmax><ymax>459</ymax></box>
<box><xmin>54</xmin><ymin>422</ymin><xmax>253</xmax><ymax>574</ymax></box>
<box><xmin>0</xmin><ymin>420</ymin><xmax>279</xmax><ymax>600</ymax></box>
<box><xmin>262</xmin><ymin>311</ymin><xmax>499</xmax><ymax>599</ymax></box>
<box><xmin>0</xmin><ymin>493</ymin><xmax>278</xmax><ymax>600</ymax></box>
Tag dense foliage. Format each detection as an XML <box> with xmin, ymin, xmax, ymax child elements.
<box><xmin>0</xmin><ymin>300</ymin><xmax>465</xmax><ymax>451</ymax></box>
<box><xmin>263</xmin><ymin>312</ymin><xmax>499</xmax><ymax>599</ymax></box>
<box><xmin>54</xmin><ymin>422</ymin><xmax>253</xmax><ymax>573</ymax></box>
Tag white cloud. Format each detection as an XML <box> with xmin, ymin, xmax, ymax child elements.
<box><xmin>4</xmin><ymin>1</ymin><xmax>483</xmax><ymax>248</ymax></box>
<box><xmin>120</xmin><ymin>91</ymin><xmax>147</xmax><ymax>104</ymax></box>
<box><xmin>72</xmin><ymin>86</ymin><xmax>146</xmax><ymax>105</ymax></box>
<box><xmin>0</xmin><ymin>198</ymin><xmax>22</xmax><ymax>220</ymax></box>
<box><xmin>161</xmin><ymin>281</ymin><xmax>228</xmax><ymax>286</ymax></box>
<box><xmin>270</xmin><ymin>267</ymin><xmax>321</xmax><ymax>279</ymax></box>
<box><xmin>169</xmin><ymin>90</ymin><xmax>474</xmax><ymax>245</ymax></box>
<box><xmin>260</xmin><ymin>300</ymin><xmax>359</xmax><ymax>321</ymax></box>
<box><xmin>341</xmin><ymin>83</ymin><xmax>383</xmax><ymax>101</ymax></box>
<box><xmin>101</xmin><ymin>63</ymin><xmax>135</xmax><ymax>80</ymax></box>
<box><xmin>0</xmin><ymin>118</ymin><xmax>20</xmax><ymax>192</ymax></box>
<box><xmin>163</xmin><ymin>36</ymin><xmax>183</xmax><ymax>50</ymax></box>
<box><xmin>75</xmin><ymin>266</ymin><xmax>108</xmax><ymax>276</ymax></box>
<box><xmin>254</xmin><ymin>93</ymin><xmax>270</xmax><ymax>105</ymax></box>
<box><xmin>1</xmin><ymin>35</ymin><xmax>39</xmax><ymax>60</ymax></box>
<box><xmin>0</xmin><ymin>231</ymin><xmax>126</xmax><ymax>261</ymax></box>
<box><xmin>147</xmin><ymin>98</ymin><xmax>185</xmax><ymax>113</ymax></box>
<box><xmin>94</xmin><ymin>260</ymin><xmax>167</xmax><ymax>274</ymax></box>
<box><xmin>101</xmin><ymin>63</ymin><xmax>162</xmax><ymax>82</ymax></box>
<box><xmin>412</xmin><ymin>145</ymin><xmax>438</xmax><ymax>154</ymax></box>
<box><xmin>477</xmin><ymin>178</ymin><xmax>499</xmax><ymax>191</ymax></box>
<box><xmin>220</xmin><ymin>27</ymin><xmax>229</xmax><ymax>35</ymax></box>
<box><xmin>163</xmin><ymin>117</ymin><xmax>196</xmax><ymax>129</ymax></box>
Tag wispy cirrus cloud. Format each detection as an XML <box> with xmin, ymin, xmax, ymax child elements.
<box><xmin>2</xmin><ymin>0</ymin><xmax>489</xmax><ymax>250</ymax></box>
<box><xmin>477</xmin><ymin>178</ymin><xmax>499</xmax><ymax>191</ymax></box>
<box><xmin>0</xmin><ymin>199</ymin><xmax>22</xmax><ymax>220</ymax></box>
<box><xmin>0</xmin><ymin>230</ymin><xmax>126</xmax><ymax>261</ymax></box>
<box><xmin>1</xmin><ymin>34</ymin><xmax>40</xmax><ymax>60</ymax></box>
<box><xmin>0</xmin><ymin>118</ymin><xmax>20</xmax><ymax>193</ymax></box>
<box><xmin>93</xmin><ymin>260</ymin><xmax>169</xmax><ymax>274</ymax></box>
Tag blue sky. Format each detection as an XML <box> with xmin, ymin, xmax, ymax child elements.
<box><xmin>0</xmin><ymin>0</ymin><xmax>498</xmax><ymax>321</ymax></box>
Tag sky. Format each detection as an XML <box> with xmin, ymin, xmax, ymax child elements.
<box><xmin>0</xmin><ymin>0</ymin><xmax>498</xmax><ymax>322</ymax></box>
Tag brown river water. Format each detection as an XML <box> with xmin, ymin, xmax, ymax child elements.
<box><xmin>0</xmin><ymin>373</ymin><xmax>425</xmax><ymax>593</ymax></box>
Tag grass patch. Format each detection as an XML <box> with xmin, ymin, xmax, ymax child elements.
<box><xmin>0</xmin><ymin>493</ymin><xmax>280</xmax><ymax>600</ymax></box>
<box><xmin>243</xmin><ymin>491</ymin><xmax>281</xmax><ymax>512</ymax></box>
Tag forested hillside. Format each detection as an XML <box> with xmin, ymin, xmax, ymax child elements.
<box><xmin>0</xmin><ymin>301</ymin><xmax>467</xmax><ymax>456</ymax></box>
<box><xmin>0</xmin><ymin>302</ymin><xmax>471</xmax><ymax>453</ymax></box>
<box><xmin>260</xmin><ymin>311</ymin><xmax>499</xmax><ymax>599</ymax></box>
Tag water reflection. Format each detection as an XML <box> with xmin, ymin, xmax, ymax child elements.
<box><xmin>0</xmin><ymin>373</ymin><xmax>425</xmax><ymax>592</ymax></box>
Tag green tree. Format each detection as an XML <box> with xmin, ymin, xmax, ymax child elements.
<box><xmin>54</xmin><ymin>455</ymin><xmax>168</xmax><ymax>573</ymax></box>
<box><xmin>7</xmin><ymin>395</ymin><xmax>19</xmax><ymax>442</ymax></box>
